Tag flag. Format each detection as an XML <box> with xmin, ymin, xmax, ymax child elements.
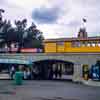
<box><xmin>83</xmin><ymin>18</ymin><xmax>87</xmax><ymax>23</ymax></box>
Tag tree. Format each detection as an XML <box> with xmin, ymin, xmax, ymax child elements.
<box><xmin>23</xmin><ymin>22</ymin><xmax>44</xmax><ymax>48</ymax></box>
<box><xmin>0</xmin><ymin>9</ymin><xmax>44</xmax><ymax>53</ymax></box>
<box><xmin>0</xmin><ymin>9</ymin><xmax>5</xmax><ymax>44</ymax></box>
<box><xmin>14</xmin><ymin>19</ymin><xmax>27</xmax><ymax>52</ymax></box>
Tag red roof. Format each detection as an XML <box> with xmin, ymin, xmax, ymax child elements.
<box><xmin>44</xmin><ymin>37</ymin><xmax>100</xmax><ymax>42</ymax></box>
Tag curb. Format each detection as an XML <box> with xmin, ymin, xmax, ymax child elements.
<box><xmin>81</xmin><ymin>79</ymin><xmax>100</xmax><ymax>87</ymax></box>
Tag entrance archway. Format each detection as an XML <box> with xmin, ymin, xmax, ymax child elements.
<box><xmin>32</xmin><ymin>59</ymin><xmax>74</xmax><ymax>80</ymax></box>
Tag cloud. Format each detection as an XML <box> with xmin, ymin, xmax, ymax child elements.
<box><xmin>1</xmin><ymin>0</ymin><xmax>100</xmax><ymax>39</ymax></box>
<box><xmin>32</xmin><ymin>6</ymin><xmax>62</xmax><ymax>24</ymax></box>
<box><xmin>0</xmin><ymin>0</ymin><xmax>5</xmax><ymax>4</ymax></box>
<box><xmin>31</xmin><ymin>0</ymin><xmax>100</xmax><ymax>38</ymax></box>
<box><xmin>59</xmin><ymin>20</ymin><xmax>80</xmax><ymax>28</ymax></box>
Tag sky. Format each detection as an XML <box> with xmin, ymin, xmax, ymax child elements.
<box><xmin>0</xmin><ymin>0</ymin><xmax>100</xmax><ymax>39</ymax></box>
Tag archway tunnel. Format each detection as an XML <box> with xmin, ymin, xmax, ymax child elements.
<box><xmin>0</xmin><ymin>59</ymin><xmax>74</xmax><ymax>80</ymax></box>
<box><xmin>32</xmin><ymin>59</ymin><xmax>74</xmax><ymax>80</ymax></box>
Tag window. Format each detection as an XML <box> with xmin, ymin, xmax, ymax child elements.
<box><xmin>98</xmin><ymin>42</ymin><xmax>100</xmax><ymax>47</ymax></box>
<box><xmin>71</xmin><ymin>41</ymin><xmax>76</xmax><ymax>47</ymax></box>
<box><xmin>76</xmin><ymin>41</ymin><xmax>81</xmax><ymax>47</ymax></box>
<box><xmin>75</xmin><ymin>41</ymin><xmax>80</xmax><ymax>47</ymax></box>
<box><xmin>71</xmin><ymin>41</ymin><xmax>81</xmax><ymax>47</ymax></box>
<box><xmin>82</xmin><ymin>41</ymin><xmax>87</xmax><ymax>47</ymax></box>
<box><xmin>57</xmin><ymin>42</ymin><xmax>64</xmax><ymax>45</ymax></box>
<box><xmin>91</xmin><ymin>42</ymin><xmax>96</xmax><ymax>47</ymax></box>
<box><xmin>87</xmin><ymin>42</ymin><xmax>91</xmax><ymax>47</ymax></box>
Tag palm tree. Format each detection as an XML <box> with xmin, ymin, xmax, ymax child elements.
<box><xmin>23</xmin><ymin>22</ymin><xmax>44</xmax><ymax>49</ymax></box>
<box><xmin>14</xmin><ymin>19</ymin><xmax>27</xmax><ymax>52</ymax></box>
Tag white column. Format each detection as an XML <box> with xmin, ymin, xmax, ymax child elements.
<box><xmin>72</xmin><ymin>64</ymin><xmax>82</xmax><ymax>82</ymax></box>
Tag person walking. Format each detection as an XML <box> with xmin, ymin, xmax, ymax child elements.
<box><xmin>58</xmin><ymin>66</ymin><xmax>62</xmax><ymax>79</ymax></box>
<box><xmin>10</xmin><ymin>66</ymin><xmax>15</xmax><ymax>79</ymax></box>
<box><xmin>23</xmin><ymin>69</ymin><xmax>27</xmax><ymax>80</ymax></box>
<box><xmin>26</xmin><ymin>68</ymin><xmax>31</xmax><ymax>80</ymax></box>
<box><xmin>55</xmin><ymin>66</ymin><xmax>58</xmax><ymax>79</ymax></box>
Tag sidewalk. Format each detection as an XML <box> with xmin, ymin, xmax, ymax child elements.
<box><xmin>82</xmin><ymin>79</ymin><xmax>100</xmax><ymax>87</ymax></box>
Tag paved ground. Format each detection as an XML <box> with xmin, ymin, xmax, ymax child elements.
<box><xmin>0</xmin><ymin>80</ymin><xmax>100</xmax><ymax>100</ymax></box>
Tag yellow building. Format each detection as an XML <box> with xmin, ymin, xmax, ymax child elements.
<box><xmin>44</xmin><ymin>37</ymin><xmax>100</xmax><ymax>53</ymax></box>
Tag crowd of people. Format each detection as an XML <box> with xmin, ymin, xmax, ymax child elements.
<box><xmin>48</xmin><ymin>66</ymin><xmax>62</xmax><ymax>80</ymax></box>
<box><xmin>9</xmin><ymin>64</ymin><xmax>63</xmax><ymax>80</ymax></box>
<box><xmin>10</xmin><ymin>65</ymin><xmax>32</xmax><ymax>80</ymax></box>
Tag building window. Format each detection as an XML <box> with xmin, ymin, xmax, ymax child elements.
<box><xmin>87</xmin><ymin>42</ymin><xmax>91</xmax><ymax>47</ymax></box>
<box><xmin>76</xmin><ymin>41</ymin><xmax>81</xmax><ymax>47</ymax></box>
<box><xmin>71</xmin><ymin>41</ymin><xmax>76</xmax><ymax>47</ymax></box>
<box><xmin>91</xmin><ymin>42</ymin><xmax>96</xmax><ymax>47</ymax></box>
<box><xmin>98</xmin><ymin>42</ymin><xmax>100</xmax><ymax>47</ymax></box>
<box><xmin>57</xmin><ymin>42</ymin><xmax>64</xmax><ymax>45</ymax></box>
<box><xmin>81</xmin><ymin>41</ymin><xmax>87</xmax><ymax>47</ymax></box>
<box><xmin>71</xmin><ymin>41</ymin><xmax>81</xmax><ymax>47</ymax></box>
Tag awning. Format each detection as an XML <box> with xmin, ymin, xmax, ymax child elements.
<box><xmin>0</xmin><ymin>59</ymin><xmax>33</xmax><ymax>65</ymax></box>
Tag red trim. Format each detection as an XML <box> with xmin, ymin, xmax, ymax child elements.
<box><xmin>20</xmin><ymin>48</ymin><xmax>37</xmax><ymax>53</ymax></box>
<box><xmin>44</xmin><ymin>37</ymin><xmax>100</xmax><ymax>42</ymax></box>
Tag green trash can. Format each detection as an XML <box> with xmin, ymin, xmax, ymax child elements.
<box><xmin>14</xmin><ymin>71</ymin><xmax>23</xmax><ymax>85</ymax></box>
